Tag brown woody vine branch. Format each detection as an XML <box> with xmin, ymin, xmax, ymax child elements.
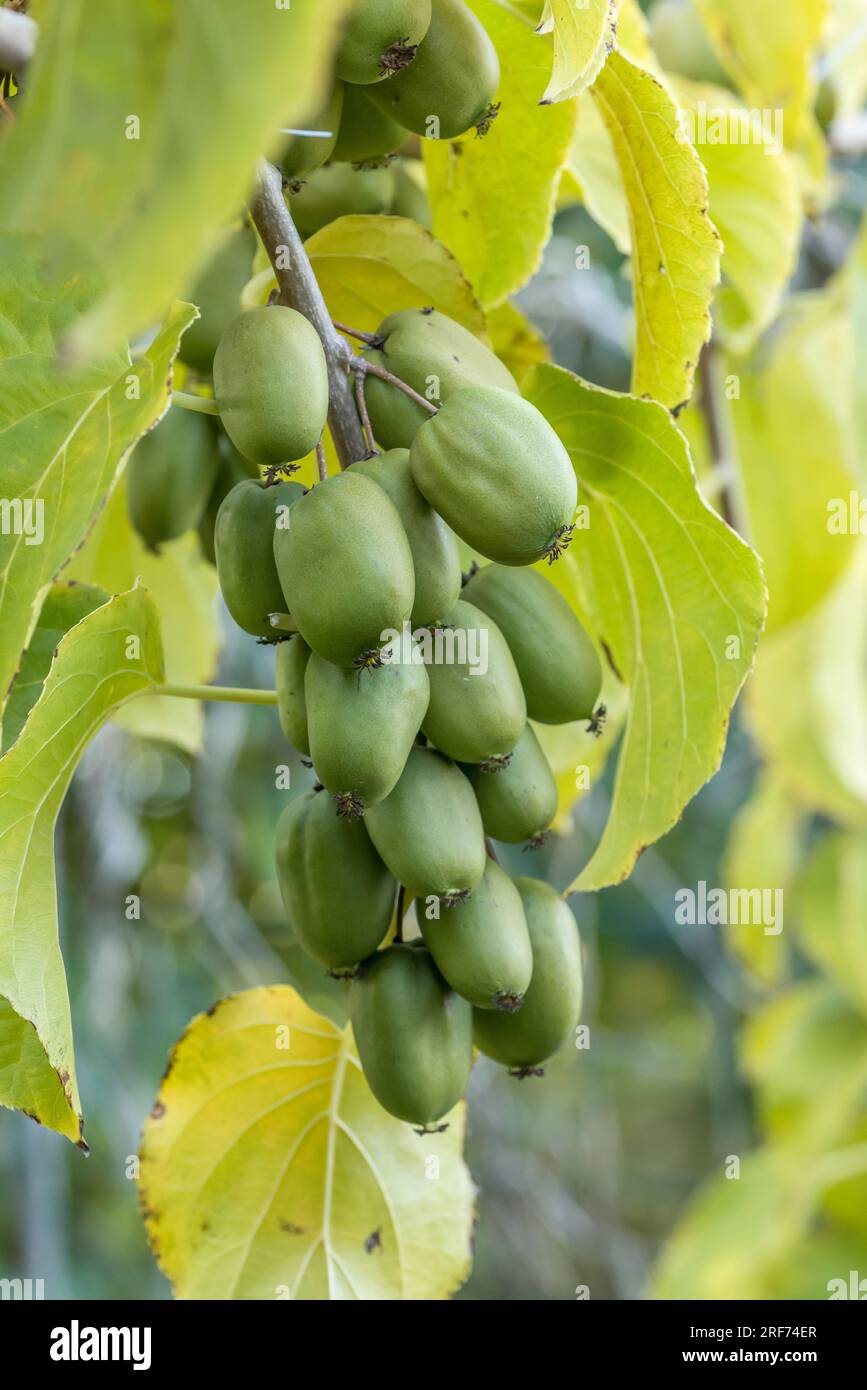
<box><xmin>249</xmin><ymin>161</ymin><xmax>368</xmax><ymax>469</ymax></box>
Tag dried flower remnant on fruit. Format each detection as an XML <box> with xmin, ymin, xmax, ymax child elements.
<box><xmin>545</xmin><ymin>524</ymin><xmax>574</xmax><ymax>564</ymax></box>
<box><xmin>379</xmin><ymin>39</ymin><xmax>418</xmax><ymax>75</ymax></box>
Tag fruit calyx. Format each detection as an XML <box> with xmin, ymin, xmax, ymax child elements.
<box><xmin>544</xmin><ymin>523</ymin><xmax>574</xmax><ymax>564</ymax></box>
<box><xmin>475</xmin><ymin>102</ymin><xmax>501</xmax><ymax>137</ymax></box>
<box><xmin>509</xmin><ymin>1065</ymin><xmax>546</xmax><ymax>1080</ymax></box>
<box><xmin>334</xmin><ymin>790</ymin><xmax>366</xmax><ymax>820</ymax></box>
<box><xmin>478</xmin><ymin>751</ymin><xmax>513</xmax><ymax>774</ymax></box>
<box><xmin>495</xmin><ymin>991</ymin><xmax>524</xmax><ymax>1014</ymax></box>
<box><xmin>379</xmin><ymin>39</ymin><xmax>418</xmax><ymax>76</ymax></box>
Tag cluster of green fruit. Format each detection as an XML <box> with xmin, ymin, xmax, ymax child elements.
<box><xmin>132</xmin><ymin>289</ymin><xmax>597</xmax><ymax>1131</ymax></box>
<box><xmin>286</xmin><ymin>0</ymin><xmax>498</xmax><ymax>236</ymax></box>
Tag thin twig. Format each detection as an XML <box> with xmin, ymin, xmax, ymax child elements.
<box><xmin>315</xmin><ymin>438</ymin><xmax>327</xmax><ymax>482</ymax></box>
<box><xmin>353</xmin><ymin>363</ymin><xmax>379</xmax><ymax>457</ymax></box>
<box><xmin>485</xmin><ymin>838</ymin><xmax>499</xmax><ymax>861</ymax></box>
<box><xmin>349</xmin><ymin>355</ymin><xmax>438</xmax><ymax>416</ymax></box>
<box><xmin>333</xmin><ymin>319</ymin><xmax>384</xmax><ymax>348</ymax></box>
<box><xmin>698</xmin><ymin>341</ymin><xmax>747</xmax><ymax>536</ymax></box>
<box><xmin>249</xmin><ymin>162</ymin><xmax>367</xmax><ymax>469</ymax></box>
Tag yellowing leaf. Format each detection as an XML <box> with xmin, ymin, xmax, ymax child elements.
<box><xmin>305</xmin><ymin>216</ymin><xmax>487</xmax><ymax>336</ymax></box>
<box><xmin>424</xmin><ymin>0</ymin><xmax>578</xmax><ymax>309</ymax></box>
<box><xmin>69</xmin><ymin>482</ymin><xmax>220</xmax><ymax>755</ymax></box>
<box><xmin>140</xmin><ymin>986</ymin><xmax>476</xmax><ymax>1300</ymax></box>
<box><xmin>0</xmin><ymin>0</ymin><xmax>352</xmax><ymax>357</ymax></box>
<box><xmin>0</xmin><ymin>242</ymin><xmax>192</xmax><ymax>732</ymax></box>
<box><xmin>674</xmin><ymin>79</ymin><xmax>802</xmax><ymax>352</ymax></box>
<box><xmin>0</xmin><ymin>586</ymin><xmax>164</xmax><ymax>1143</ymax></box>
<box><xmin>2</xmin><ymin>581</ymin><xmax>109</xmax><ymax>752</ymax></box>
<box><xmin>720</xmin><ymin>775</ymin><xmax>803</xmax><ymax>987</ymax></box>
<box><xmin>526</xmin><ymin>365</ymin><xmax>766</xmax><ymax>890</ymax></box>
<box><xmin>590</xmin><ymin>50</ymin><xmax>721</xmax><ymax>407</ymax></box>
<box><xmin>746</xmin><ymin>551</ymin><xmax>867</xmax><ymax>827</ymax></box>
<box><xmin>694</xmin><ymin>0</ymin><xmax>826</xmax><ymax>145</ymax></box>
<box><xmin>540</xmin><ymin>0</ymin><xmax>617</xmax><ymax>103</ymax></box>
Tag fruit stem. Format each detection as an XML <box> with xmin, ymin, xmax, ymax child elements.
<box><xmin>315</xmin><ymin>439</ymin><xmax>328</xmax><ymax>482</ymax></box>
<box><xmin>172</xmin><ymin>390</ymin><xmax>220</xmax><ymax>416</ymax></box>
<box><xmin>349</xmin><ymin>355</ymin><xmax>438</xmax><ymax>416</ymax></box>
<box><xmin>332</xmin><ymin>320</ymin><xmax>383</xmax><ymax>348</ymax></box>
<box><xmin>353</xmin><ymin>362</ymin><xmax>380</xmax><ymax>457</ymax></box>
<box><xmin>484</xmin><ymin>837</ymin><xmax>499</xmax><ymax>861</ymax></box>
<box><xmin>153</xmin><ymin>683</ymin><xmax>278</xmax><ymax>706</ymax></box>
<box><xmin>249</xmin><ymin>161</ymin><xmax>368</xmax><ymax>469</ymax></box>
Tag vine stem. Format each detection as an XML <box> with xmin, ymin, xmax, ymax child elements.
<box><xmin>349</xmin><ymin>355</ymin><xmax>438</xmax><ymax>416</ymax></box>
<box><xmin>153</xmin><ymin>683</ymin><xmax>277</xmax><ymax>706</ymax></box>
<box><xmin>698</xmin><ymin>340</ymin><xmax>748</xmax><ymax>537</ymax></box>
<box><xmin>315</xmin><ymin>439</ymin><xmax>328</xmax><ymax>482</ymax></box>
<box><xmin>172</xmin><ymin>390</ymin><xmax>220</xmax><ymax>416</ymax></box>
<box><xmin>249</xmin><ymin>161</ymin><xmax>367</xmax><ymax>468</ymax></box>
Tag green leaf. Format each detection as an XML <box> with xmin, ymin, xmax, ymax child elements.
<box><xmin>590</xmin><ymin>50</ymin><xmax>721</xmax><ymax>407</ymax></box>
<box><xmin>729</xmin><ymin>289</ymin><xmax>859</xmax><ymax>632</ymax></box>
<box><xmin>0</xmin><ymin>585</ymin><xmax>164</xmax><ymax>1143</ymax></box>
<box><xmin>694</xmin><ymin>0</ymin><xmax>826</xmax><ymax>144</ymax></box>
<box><xmin>741</xmin><ymin>982</ymin><xmax>867</xmax><ymax>1157</ymax></box>
<box><xmin>798</xmin><ymin>832</ymin><xmax>867</xmax><ymax>1018</ymax></box>
<box><xmin>0</xmin><ymin>0</ymin><xmax>352</xmax><ymax>357</ymax></box>
<box><xmin>2</xmin><ymin>581</ymin><xmax>109</xmax><ymax>751</ymax></box>
<box><xmin>424</xmin><ymin>0</ymin><xmax>578</xmax><ymax>309</ymax></box>
<box><xmin>68</xmin><ymin>482</ymin><xmax>220</xmax><ymax>755</ymax></box>
<box><xmin>140</xmin><ymin>986</ymin><xmax>476</xmax><ymax>1300</ymax></box>
<box><xmin>0</xmin><ymin>236</ymin><xmax>192</xmax><ymax>729</ymax></box>
<box><xmin>720</xmin><ymin>774</ymin><xmax>803</xmax><ymax>987</ymax></box>
<box><xmin>305</xmin><ymin>215</ymin><xmax>488</xmax><ymax>336</ymax></box>
<box><xmin>526</xmin><ymin>364</ymin><xmax>766</xmax><ymax>890</ymax></box>
<box><xmin>745</xmin><ymin>552</ymin><xmax>867</xmax><ymax>827</ymax></box>
<box><xmin>674</xmin><ymin>80</ymin><xmax>802</xmax><ymax>353</ymax></box>
<box><xmin>538</xmin><ymin>0</ymin><xmax>617</xmax><ymax>103</ymax></box>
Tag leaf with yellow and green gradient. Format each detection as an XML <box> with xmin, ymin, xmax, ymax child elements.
<box><xmin>140</xmin><ymin>987</ymin><xmax>476</xmax><ymax>1300</ymax></box>
<box><xmin>0</xmin><ymin>585</ymin><xmax>164</xmax><ymax>1143</ymax></box>
<box><xmin>537</xmin><ymin>0</ymin><xmax>617</xmax><ymax>103</ymax></box>
<box><xmin>590</xmin><ymin>51</ymin><xmax>721</xmax><ymax>407</ymax></box>
<box><xmin>424</xmin><ymin>0</ymin><xmax>577</xmax><ymax>309</ymax></box>
<box><xmin>526</xmin><ymin>364</ymin><xmax>765</xmax><ymax>890</ymax></box>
